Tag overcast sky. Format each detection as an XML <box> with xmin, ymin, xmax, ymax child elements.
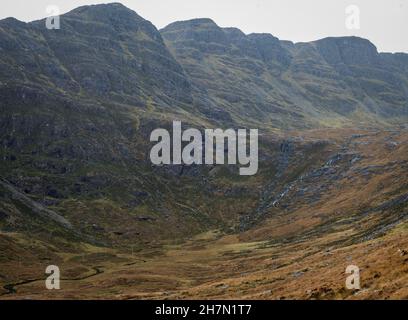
<box><xmin>1</xmin><ymin>0</ymin><xmax>407</xmax><ymax>53</ymax></box>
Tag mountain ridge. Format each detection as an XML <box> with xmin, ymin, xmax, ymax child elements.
<box><xmin>0</xmin><ymin>3</ymin><xmax>407</xmax><ymax>130</ymax></box>
<box><xmin>160</xmin><ymin>15</ymin><xmax>408</xmax><ymax>128</ymax></box>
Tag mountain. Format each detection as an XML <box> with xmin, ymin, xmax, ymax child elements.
<box><xmin>0</xmin><ymin>3</ymin><xmax>208</xmax><ymax>246</ymax></box>
<box><xmin>0</xmin><ymin>3</ymin><xmax>407</xmax><ymax>299</ymax></box>
<box><xmin>1</xmin><ymin>3</ymin><xmax>407</xmax><ymax>131</ymax></box>
<box><xmin>0</xmin><ymin>3</ymin><xmax>192</xmax><ymax>106</ymax></box>
<box><xmin>161</xmin><ymin>19</ymin><xmax>408</xmax><ymax>128</ymax></box>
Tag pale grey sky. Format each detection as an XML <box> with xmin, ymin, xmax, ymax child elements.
<box><xmin>1</xmin><ymin>0</ymin><xmax>407</xmax><ymax>53</ymax></box>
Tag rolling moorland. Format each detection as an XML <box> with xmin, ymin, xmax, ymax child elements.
<box><xmin>0</xmin><ymin>3</ymin><xmax>407</xmax><ymax>299</ymax></box>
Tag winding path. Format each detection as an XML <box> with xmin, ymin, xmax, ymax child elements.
<box><xmin>0</xmin><ymin>266</ymin><xmax>104</xmax><ymax>297</ymax></box>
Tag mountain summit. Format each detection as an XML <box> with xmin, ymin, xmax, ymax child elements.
<box><xmin>0</xmin><ymin>3</ymin><xmax>193</xmax><ymax>106</ymax></box>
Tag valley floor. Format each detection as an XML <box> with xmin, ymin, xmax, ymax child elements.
<box><xmin>0</xmin><ymin>222</ymin><xmax>407</xmax><ymax>299</ymax></box>
<box><xmin>0</xmin><ymin>129</ymin><xmax>407</xmax><ymax>299</ymax></box>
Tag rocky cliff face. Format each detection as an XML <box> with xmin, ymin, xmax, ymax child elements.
<box><xmin>0</xmin><ymin>3</ymin><xmax>193</xmax><ymax>107</ymax></box>
<box><xmin>161</xmin><ymin>19</ymin><xmax>408</xmax><ymax>128</ymax></box>
<box><xmin>315</xmin><ymin>36</ymin><xmax>379</xmax><ymax>66</ymax></box>
<box><xmin>1</xmin><ymin>4</ymin><xmax>407</xmax><ymax>131</ymax></box>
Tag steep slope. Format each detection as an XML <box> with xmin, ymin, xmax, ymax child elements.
<box><xmin>310</xmin><ymin>37</ymin><xmax>408</xmax><ymax>119</ymax></box>
<box><xmin>161</xmin><ymin>19</ymin><xmax>408</xmax><ymax>128</ymax></box>
<box><xmin>0</xmin><ymin>3</ymin><xmax>194</xmax><ymax>109</ymax></box>
<box><xmin>161</xmin><ymin>19</ymin><xmax>309</xmax><ymax>129</ymax></box>
<box><xmin>0</xmin><ymin>3</ymin><xmax>214</xmax><ymax>246</ymax></box>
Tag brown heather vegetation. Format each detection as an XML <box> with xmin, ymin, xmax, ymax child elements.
<box><xmin>1</xmin><ymin>129</ymin><xmax>406</xmax><ymax>300</ymax></box>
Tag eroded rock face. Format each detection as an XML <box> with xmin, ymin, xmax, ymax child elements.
<box><xmin>315</xmin><ymin>36</ymin><xmax>380</xmax><ymax>66</ymax></box>
<box><xmin>0</xmin><ymin>3</ymin><xmax>193</xmax><ymax>105</ymax></box>
<box><xmin>162</xmin><ymin>19</ymin><xmax>408</xmax><ymax>127</ymax></box>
